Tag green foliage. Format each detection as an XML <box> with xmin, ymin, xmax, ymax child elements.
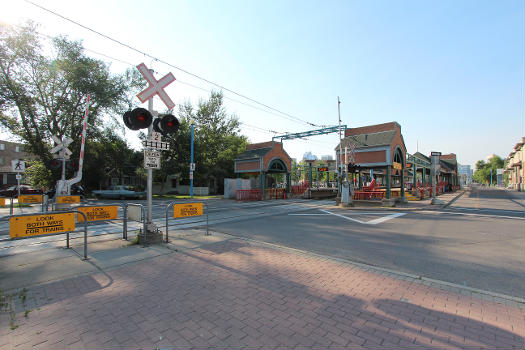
<box><xmin>162</xmin><ymin>91</ymin><xmax>247</xmax><ymax>194</ymax></box>
<box><xmin>82</xmin><ymin>129</ymin><xmax>143</xmax><ymax>190</ymax></box>
<box><xmin>473</xmin><ymin>156</ymin><xmax>504</xmax><ymax>185</ymax></box>
<box><xmin>0</xmin><ymin>22</ymin><xmax>142</xmax><ymax>171</ymax></box>
<box><xmin>24</xmin><ymin>159</ymin><xmax>54</xmax><ymax>189</ymax></box>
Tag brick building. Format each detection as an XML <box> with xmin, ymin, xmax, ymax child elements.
<box><xmin>335</xmin><ymin>121</ymin><xmax>407</xmax><ymax>201</ymax></box>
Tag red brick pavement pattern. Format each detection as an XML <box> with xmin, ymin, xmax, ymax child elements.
<box><xmin>1</xmin><ymin>240</ymin><xmax>524</xmax><ymax>350</ymax></box>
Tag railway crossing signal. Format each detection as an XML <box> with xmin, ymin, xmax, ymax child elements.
<box><xmin>123</xmin><ymin>108</ymin><xmax>153</xmax><ymax>130</ymax></box>
<box><xmin>153</xmin><ymin>114</ymin><xmax>180</xmax><ymax>136</ymax></box>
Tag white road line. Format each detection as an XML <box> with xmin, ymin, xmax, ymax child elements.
<box><xmin>288</xmin><ymin>214</ymin><xmax>332</xmax><ymax>216</ymax></box>
<box><xmin>318</xmin><ymin>209</ymin><xmax>406</xmax><ymax>225</ymax></box>
<box><xmin>366</xmin><ymin>212</ymin><xmax>406</xmax><ymax>224</ymax></box>
<box><xmin>319</xmin><ymin>209</ymin><xmax>367</xmax><ymax>224</ymax></box>
<box><xmin>421</xmin><ymin>210</ymin><xmax>524</xmax><ymax>220</ymax></box>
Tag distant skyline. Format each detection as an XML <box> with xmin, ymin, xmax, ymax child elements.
<box><xmin>1</xmin><ymin>0</ymin><xmax>524</xmax><ymax>168</ymax></box>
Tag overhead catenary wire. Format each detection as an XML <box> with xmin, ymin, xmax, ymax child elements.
<box><xmin>23</xmin><ymin>0</ymin><xmax>321</xmax><ymax>128</ymax></box>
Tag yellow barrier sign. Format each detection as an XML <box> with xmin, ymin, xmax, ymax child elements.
<box><xmin>57</xmin><ymin>195</ymin><xmax>81</xmax><ymax>204</ymax></box>
<box><xmin>18</xmin><ymin>195</ymin><xmax>43</xmax><ymax>203</ymax></box>
<box><xmin>173</xmin><ymin>203</ymin><xmax>203</xmax><ymax>218</ymax></box>
<box><xmin>0</xmin><ymin>198</ymin><xmax>5</xmax><ymax>206</ymax></box>
<box><xmin>77</xmin><ymin>206</ymin><xmax>118</xmax><ymax>222</ymax></box>
<box><xmin>10</xmin><ymin>213</ymin><xmax>76</xmax><ymax>238</ymax></box>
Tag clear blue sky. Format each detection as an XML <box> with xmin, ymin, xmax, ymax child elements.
<box><xmin>2</xmin><ymin>0</ymin><xmax>524</xmax><ymax>168</ymax></box>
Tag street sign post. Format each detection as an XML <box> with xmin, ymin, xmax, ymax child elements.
<box><xmin>12</xmin><ymin>159</ymin><xmax>26</xmax><ymax>197</ymax></box>
<box><xmin>136</xmin><ymin>63</ymin><xmax>176</xmax><ymax>232</ymax></box>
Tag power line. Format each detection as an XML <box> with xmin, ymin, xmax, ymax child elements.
<box><xmin>20</xmin><ymin>21</ymin><xmax>336</xmax><ymax>147</ymax></box>
<box><xmin>24</xmin><ymin>0</ymin><xmax>321</xmax><ymax>128</ymax></box>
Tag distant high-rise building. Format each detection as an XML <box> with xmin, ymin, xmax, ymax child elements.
<box><xmin>458</xmin><ymin>164</ymin><xmax>473</xmax><ymax>187</ymax></box>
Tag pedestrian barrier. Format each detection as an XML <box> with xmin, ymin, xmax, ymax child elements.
<box><xmin>7</xmin><ymin>194</ymin><xmax>47</xmax><ymax>215</ymax></box>
<box><xmin>353</xmin><ymin>191</ymin><xmax>385</xmax><ymax>200</ymax></box>
<box><xmin>265</xmin><ymin>188</ymin><xmax>286</xmax><ymax>199</ymax></box>
<box><xmin>235</xmin><ymin>189</ymin><xmax>262</xmax><ymax>201</ymax></box>
<box><xmin>291</xmin><ymin>185</ymin><xmax>308</xmax><ymax>195</ymax></box>
<box><xmin>6</xmin><ymin>210</ymin><xmax>89</xmax><ymax>260</ymax></box>
<box><xmin>165</xmin><ymin>201</ymin><xmax>209</xmax><ymax>243</ymax></box>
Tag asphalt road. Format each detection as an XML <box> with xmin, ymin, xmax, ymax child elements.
<box><xmin>211</xmin><ymin>186</ymin><xmax>525</xmax><ymax>298</ymax></box>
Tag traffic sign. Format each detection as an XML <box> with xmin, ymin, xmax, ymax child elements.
<box><xmin>57</xmin><ymin>195</ymin><xmax>81</xmax><ymax>204</ymax></box>
<box><xmin>136</xmin><ymin>63</ymin><xmax>176</xmax><ymax>110</ymax></box>
<box><xmin>18</xmin><ymin>195</ymin><xmax>43</xmax><ymax>204</ymax></box>
<box><xmin>142</xmin><ymin>140</ymin><xmax>169</xmax><ymax>150</ymax></box>
<box><xmin>150</xmin><ymin>131</ymin><xmax>162</xmax><ymax>142</ymax></box>
<box><xmin>144</xmin><ymin>149</ymin><xmax>161</xmax><ymax>169</ymax></box>
<box><xmin>77</xmin><ymin>206</ymin><xmax>118</xmax><ymax>222</ymax></box>
<box><xmin>15</xmin><ymin>174</ymin><xmax>22</xmax><ymax>180</ymax></box>
<box><xmin>10</xmin><ymin>213</ymin><xmax>76</xmax><ymax>238</ymax></box>
<box><xmin>173</xmin><ymin>203</ymin><xmax>203</xmax><ymax>218</ymax></box>
<box><xmin>11</xmin><ymin>160</ymin><xmax>25</xmax><ymax>172</ymax></box>
<box><xmin>51</xmin><ymin>136</ymin><xmax>73</xmax><ymax>157</ymax></box>
<box><xmin>190</xmin><ymin>163</ymin><xmax>196</xmax><ymax>171</ymax></box>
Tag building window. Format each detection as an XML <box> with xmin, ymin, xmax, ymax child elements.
<box><xmin>0</xmin><ymin>144</ymin><xmax>4</xmax><ymax>151</ymax></box>
<box><xmin>0</xmin><ymin>157</ymin><xmax>3</xmax><ymax>165</ymax></box>
<box><xmin>15</xmin><ymin>146</ymin><xmax>20</xmax><ymax>152</ymax></box>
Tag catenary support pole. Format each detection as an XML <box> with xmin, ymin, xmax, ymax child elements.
<box><xmin>190</xmin><ymin>124</ymin><xmax>194</xmax><ymax>198</ymax></box>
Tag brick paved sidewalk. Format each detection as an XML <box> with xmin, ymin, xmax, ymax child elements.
<box><xmin>1</xmin><ymin>239</ymin><xmax>523</xmax><ymax>350</ymax></box>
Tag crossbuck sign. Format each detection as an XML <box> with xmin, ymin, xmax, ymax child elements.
<box><xmin>136</xmin><ymin>63</ymin><xmax>176</xmax><ymax>110</ymax></box>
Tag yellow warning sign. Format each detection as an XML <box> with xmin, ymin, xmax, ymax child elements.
<box><xmin>57</xmin><ymin>195</ymin><xmax>81</xmax><ymax>204</ymax></box>
<box><xmin>10</xmin><ymin>213</ymin><xmax>76</xmax><ymax>238</ymax></box>
<box><xmin>173</xmin><ymin>203</ymin><xmax>203</xmax><ymax>218</ymax></box>
<box><xmin>77</xmin><ymin>206</ymin><xmax>118</xmax><ymax>222</ymax></box>
<box><xmin>0</xmin><ymin>198</ymin><xmax>5</xmax><ymax>206</ymax></box>
<box><xmin>18</xmin><ymin>195</ymin><xmax>43</xmax><ymax>203</ymax></box>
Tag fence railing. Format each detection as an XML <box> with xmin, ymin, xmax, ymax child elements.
<box><xmin>265</xmin><ymin>188</ymin><xmax>286</xmax><ymax>199</ymax></box>
<box><xmin>235</xmin><ymin>190</ymin><xmax>262</xmax><ymax>201</ymax></box>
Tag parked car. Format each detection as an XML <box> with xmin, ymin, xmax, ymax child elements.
<box><xmin>46</xmin><ymin>184</ymin><xmax>85</xmax><ymax>199</ymax></box>
<box><xmin>92</xmin><ymin>185</ymin><xmax>146</xmax><ymax>199</ymax></box>
<box><xmin>0</xmin><ymin>185</ymin><xmax>43</xmax><ymax>198</ymax></box>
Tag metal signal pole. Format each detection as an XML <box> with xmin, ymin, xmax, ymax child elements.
<box><xmin>147</xmin><ymin>96</ymin><xmax>153</xmax><ymax>224</ymax></box>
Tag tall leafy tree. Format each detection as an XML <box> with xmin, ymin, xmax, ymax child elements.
<box><xmin>161</xmin><ymin>91</ymin><xmax>247</xmax><ymax>194</ymax></box>
<box><xmin>473</xmin><ymin>156</ymin><xmax>504</xmax><ymax>184</ymax></box>
<box><xmin>0</xmin><ymin>22</ymin><xmax>143</xmax><ymax>168</ymax></box>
